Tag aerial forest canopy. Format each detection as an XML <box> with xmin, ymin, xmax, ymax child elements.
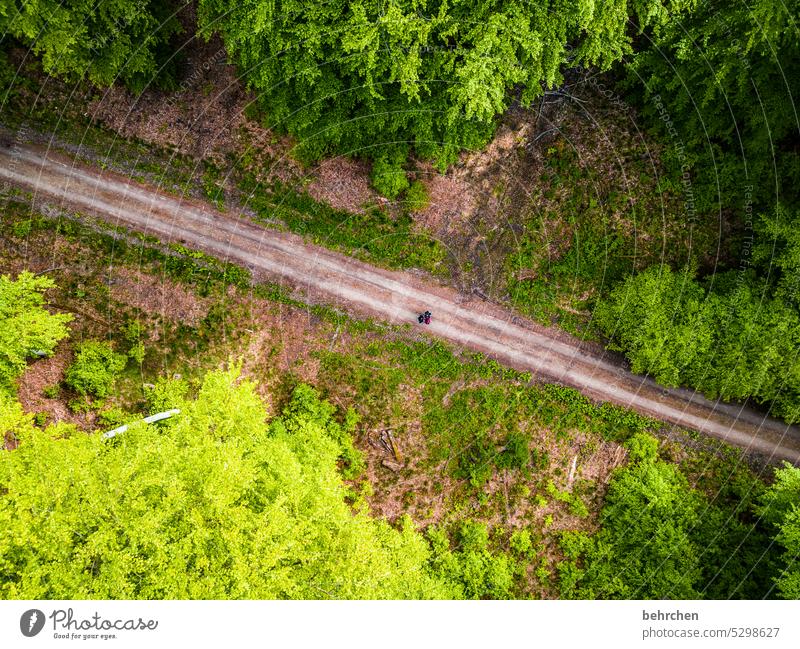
<box><xmin>627</xmin><ymin>0</ymin><xmax>800</xmax><ymax>213</ymax></box>
<box><xmin>196</xmin><ymin>0</ymin><xmax>675</xmax><ymax>172</ymax></box>
<box><xmin>0</xmin><ymin>369</ymin><xmax>455</xmax><ymax>599</ymax></box>
<box><xmin>0</xmin><ymin>0</ymin><xmax>182</xmax><ymax>91</ymax></box>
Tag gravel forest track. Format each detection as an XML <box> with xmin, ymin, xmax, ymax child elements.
<box><xmin>2</xmin><ymin>142</ymin><xmax>800</xmax><ymax>465</ymax></box>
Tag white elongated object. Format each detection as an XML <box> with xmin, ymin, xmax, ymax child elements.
<box><xmin>102</xmin><ymin>409</ymin><xmax>180</xmax><ymax>439</ymax></box>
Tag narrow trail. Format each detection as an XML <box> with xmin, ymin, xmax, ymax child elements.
<box><xmin>2</xmin><ymin>142</ymin><xmax>799</xmax><ymax>465</ymax></box>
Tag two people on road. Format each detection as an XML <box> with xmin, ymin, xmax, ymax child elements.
<box><xmin>417</xmin><ymin>310</ymin><xmax>432</xmax><ymax>325</ymax></box>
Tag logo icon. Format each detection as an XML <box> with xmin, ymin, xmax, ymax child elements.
<box><xmin>20</xmin><ymin>609</ymin><xmax>45</xmax><ymax>637</ymax></box>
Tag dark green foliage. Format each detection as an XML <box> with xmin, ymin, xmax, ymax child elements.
<box><xmin>0</xmin><ymin>1</ymin><xmax>182</xmax><ymax>92</ymax></box>
<box><xmin>754</xmin><ymin>205</ymin><xmax>800</xmax><ymax>309</ymax></box>
<box><xmin>596</xmin><ymin>265</ymin><xmax>800</xmax><ymax>422</ymax></box>
<box><xmin>0</xmin><ymin>49</ymin><xmax>14</xmax><ymax>99</ymax></box>
<box><xmin>757</xmin><ymin>463</ymin><xmax>800</xmax><ymax>599</ymax></box>
<box><xmin>603</xmin><ymin>2</ymin><xmax>800</xmax><ymax>426</ymax></box>
<box><xmin>502</xmin><ymin>136</ymin><xmax>715</xmax><ymax>332</ymax></box>
<box><xmin>404</xmin><ymin>180</ymin><xmax>430</xmax><ymax>212</ymax></box>
<box><xmin>558</xmin><ymin>434</ymin><xmax>779</xmax><ymax>599</ymax></box>
<box><xmin>199</xmin><ymin>0</ymin><xmax>672</xmax><ymax>168</ymax></box>
<box><xmin>496</xmin><ymin>431</ymin><xmax>530</xmax><ymax>471</ymax></box>
<box><xmin>65</xmin><ymin>341</ymin><xmax>127</xmax><ymax>399</ymax></box>
<box><xmin>594</xmin><ymin>265</ymin><xmax>714</xmax><ymax>388</ymax></box>
<box><xmin>626</xmin><ymin>0</ymin><xmax>800</xmax><ymax>214</ymax></box>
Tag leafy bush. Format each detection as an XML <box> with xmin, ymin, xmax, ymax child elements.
<box><xmin>65</xmin><ymin>341</ymin><xmax>127</xmax><ymax>399</ymax></box>
<box><xmin>455</xmin><ymin>437</ymin><xmax>496</xmax><ymax>488</ymax></box>
<box><xmin>594</xmin><ymin>265</ymin><xmax>714</xmax><ymax>388</ymax></box>
<box><xmin>496</xmin><ymin>431</ymin><xmax>530</xmax><ymax>470</ymax></box>
<box><xmin>404</xmin><ymin>180</ymin><xmax>430</xmax><ymax>213</ymax></box>
<box><xmin>0</xmin><ymin>272</ymin><xmax>72</xmax><ymax>394</ymax></box>
<box><xmin>427</xmin><ymin>522</ymin><xmax>516</xmax><ymax>599</ymax></box>
<box><xmin>370</xmin><ymin>153</ymin><xmax>410</xmax><ymax>199</ymax></box>
<box><xmin>546</xmin><ymin>481</ymin><xmax>588</xmax><ymax>519</ymax></box>
<box><xmin>42</xmin><ymin>385</ymin><xmax>59</xmax><ymax>399</ymax></box>
<box><xmin>624</xmin><ymin>432</ymin><xmax>659</xmax><ymax>464</ymax></box>
<box><xmin>97</xmin><ymin>407</ymin><xmax>132</xmax><ymax>428</ymax></box>
<box><xmin>509</xmin><ymin>529</ymin><xmax>534</xmax><ymax>559</ymax></box>
<box><xmin>123</xmin><ymin>319</ymin><xmax>145</xmax><ymax>364</ymax></box>
<box><xmin>144</xmin><ymin>376</ymin><xmax>189</xmax><ymax>413</ymax></box>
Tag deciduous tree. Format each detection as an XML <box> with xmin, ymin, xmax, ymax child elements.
<box><xmin>198</xmin><ymin>0</ymin><xmax>674</xmax><ymax>190</ymax></box>
<box><xmin>0</xmin><ymin>0</ymin><xmax>182</xmax><ymax>91</ymax></box>
<box><xmin>0</xmin><ymin>369</ymin><xmax>455</xmax><ymax>599</ymax></box>
<box><xmin>0</xmin><ymin>271</ymin><xmax>71</xmax><ymax>394</ymax></box>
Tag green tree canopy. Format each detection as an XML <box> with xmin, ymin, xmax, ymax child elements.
<box><xmin>593</xmin><ymin>265</ymin><xmax>715</xmax><ymax>387</ymax></box>
<box><xmin>626</xmin><ymin>0</ymin><xmax>800</xmax><ymax>213</ymax></box>
<box><xmin>559</xmin><ymin>456</ymin><xmax>705</xmax><ymax>599</ymax></box>
<box><xmin>757</xmin><ymin>463</ymin><xmax>800</xmax><ymax>599</ymax></box>
<box><xmin>198</xmin><ymin>0</ymin><xmax>675</xmax><ymax>173</ymax></box>
<box><xmin>0</xmin><ymin>369</ymin><xmax>455</xmax><ymax>599</ymax></box>
<box><xmin>595</xmin><ymin>265</ymin><xmax>800</xmax><ymax>422</ymax></box>
<box><xmin>558</xmin><ymin>434</ymin><xmax>779</xmax><ymax>599</ymax></box>
<box><xmin>427</xmin><ymin>521</ymin><xmax>514</xmax><ymax>599</ymax></box>
<box><xmin>754</xmin><ymin>205</ymin><xmax>800</xmax><ymax>308</ymax></box>
<box><xmin>0</xmin><ymin>0</ymin><xmax>181</xmax><ymax>91</ymax></box>
<box><xmin>0</xmin><ymin>271</ymin><xmax>71</xmax><ymax>394</ymax></box>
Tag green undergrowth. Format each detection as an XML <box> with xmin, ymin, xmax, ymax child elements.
<box><xmin>505</xmin><ymin>139</ymin><xmax>719</xmax><ymax>335</ymax></box>
<box><xmin>240</xmin><ymin>174</ymin><xmax>448</xmax><ymax>275</ymax></box>
<box><xmin>314</xmin><ymin>337</ymin><xmax>661</xmax><ymax>489</ymax></box>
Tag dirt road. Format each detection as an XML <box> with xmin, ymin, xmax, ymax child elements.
<box><xmin>2</xmin><ymin>142</ymin><xmax>800</xmax><ymax>465</ymax></box>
